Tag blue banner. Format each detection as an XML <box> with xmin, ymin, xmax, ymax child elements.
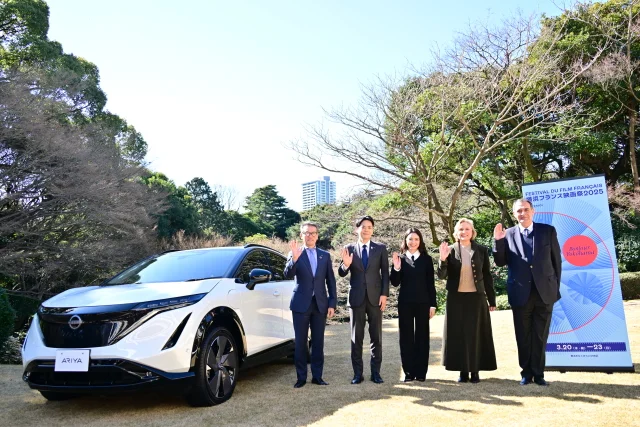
<box><xmin>522</xmin><ymin>175</ymin><xmax>634</xmax><ymax>371</ymax></box>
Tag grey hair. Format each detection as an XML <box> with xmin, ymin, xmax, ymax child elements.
<box><xmin>512</xmin><ymin>198</ymin><xmax>533</xmax><ymax>210</ymax></box>
<box><xmin>300</xmin><ymin>221</ymin><xmax>320</xmax><ymax>232</ymax></box>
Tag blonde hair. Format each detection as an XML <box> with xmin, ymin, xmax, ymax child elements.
<box><xmin>453</xmin><ymin>218</ymin><xmax>477</xmax><ymax>241</ymax></box>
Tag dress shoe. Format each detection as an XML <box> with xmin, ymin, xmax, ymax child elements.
<box><xmin>294</xmin><ymin>380</ymin><xmax>306</xmax><ymax>388</ymax></box>
<box><xmin>470</xmin><ymin>372</ymin><xmax>480</xmax><ymax>384</ymax></box>
<box><xmin>311</xmin><ymin>378</ymin><xmax>329</xmax><ymax>385</ymax></box>
<box><xmin>351</xmin><ymin>375</ymin><xmax>363</xmax><ymax>385</ymax></box>
<box><xmin>415</xmin><ymin>377</ymin><xmax>426</xmax><ymax>382</ymax></box>
<box><xmin>457</xmin><ymin>372</ymin><xmax>469</xmax><ymax>383</ymax></box>
<box><xmin>371</xmin><ymin>372</ymin><xmax>384</xmax><ymax>384</ymax></box>
<box><xmin>519</xmin><ymin>377</ymin><xmax>533</xmax><ymax>385</ymax></box>
<box><xmin>403</xmin><ymin>375</ymin><xmax>415</xmax><ymax>382</ymax></box>
<box><xmin>533</xmin><ymin>377</ymin><xmax>549</xmax><ymax>386</ymax></box>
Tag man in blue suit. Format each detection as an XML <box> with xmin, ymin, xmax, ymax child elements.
<box><xmin>284</xmin><ymin>221</ymin><xmax>337</xmax><ymax>388</ymax></box>
<box><xmin>493</xmin><ymin>199</ymin><xmax>562</xmax><ymax>386</ymax></box>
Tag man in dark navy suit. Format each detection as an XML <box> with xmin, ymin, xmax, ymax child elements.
<box><xmin>493</xmin><ymin>199</ymin><xmax>562</xmax><ymax>386</ymax></box>
<box><xmin>284</xmin><ymin>221</ymin><xmax>337</xmax><ymax>388</ymax></box>
<box><xmin>339</xmin><ymin>215</ymin><xmax>389</xmax><ymax>384</ymax></box>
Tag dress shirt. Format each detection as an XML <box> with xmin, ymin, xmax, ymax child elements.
<box><xmin>518</xmin><ymin>223</ymin><xmax>533</xmax><ymax>235</ymax></box>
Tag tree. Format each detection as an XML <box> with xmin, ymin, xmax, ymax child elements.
<box><xmin>220</xmin><ymin>210</ymin><xmax>261</xmax><ymax>241</ymax></box>
<box><xmin>290</xmin><ymin>13</ymin><xmax>606</xmax><ymax>239</ymax></box>
<box><xmin>244</xmin><ymin>185</ymin><xmax>300</xmax><ymax>240</ymax></box>
<box><xmin>0</xmin><ymin>73</ymin><xmax>162</xmax><ymax>298</ymax></box>
<box><xmin>542</xmin><ymin>1</ymin><xmax>640</xmax><ymax>189</ymax></box>
<box><xmin>142</xmin><ymin>173</ymin><xmax>199</xmax><ymax>239</ymax></box>
<box><xmin>211</xmin><ymin>184</ymin><xmax>240</xmax><ymax>211</ymax></box>
<box><xmin>1</xmin><ymin>0</ymin><xmax>147</xmax><ymax>163</ymax></box>
<box><xmin>185</xmin><ymin>177</ymin><xmax>226</xmax><ymax>234</ymax></box>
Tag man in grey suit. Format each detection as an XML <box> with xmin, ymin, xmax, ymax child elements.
<box><xmin>493</xmin><ymin>199</ymin><xmax>562</xmax><ymax>386</ymax></box>
<box><xmin>339</xmin><ymin>215</ymin><xmax>389</xmax><ymax>384</ymax></box>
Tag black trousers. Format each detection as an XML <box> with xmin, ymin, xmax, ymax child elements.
<box><xmin>292</xmin><ymin>297</ymin><xmax>326</xmax><ymax>381</ymax></box>
<box><xmin>398</xmin><ymin>302</ymin><xmax>430</xmax><ymax>379</ymax></box>
<box><xmin>349</xmin><ymin>294</ymin><xmax>383</xmax><ymax>376</ymax></box>
<box><xmin>512</xmin><ymin>286</ymin><xmax>553</xmax><ymax>379</ymax></box>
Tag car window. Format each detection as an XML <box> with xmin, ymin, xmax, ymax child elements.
<box><xmin>266</xmin><ymin>252</ymin><xmax>286</xmax><ymax>281</ymax></box>
<box><xmin>236</xmin><ymin>250</ymin><xmax>270</xmax><ymax>283</ymax></box>
<box><xmin>106</xmin><ymin>248</ymin><xmax>241</xmax><ymax>285</ymax></box>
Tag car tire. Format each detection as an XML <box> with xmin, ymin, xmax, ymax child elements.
<box><xmin>186</xmin><ymin>326</ymin><xmax>239</xmax><ymax>407</ymax></box>
<box><xmin>39</xmin><ymin>391</ymin><xmax>78</xmax><ymax>401</ymax></box>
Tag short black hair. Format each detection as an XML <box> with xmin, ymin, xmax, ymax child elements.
<box><xmin>355</xmin><ymin>215</ymin><xmax>375</xmax><ymax>227</ymax></box>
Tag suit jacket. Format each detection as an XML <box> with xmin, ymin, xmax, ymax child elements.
<box><xmin>390</xmin><ymin>253</ymin><xmax>437</xmax><ymax>307</ymax></box>
<box><xmin>338</xmin><ymin>241</ymin><xmax>390</xmax><ymax>307</ymax></box>
<box><xmin>284</xmin><ymin>248</ymin><xmax>337</xmax><ymax>314</ymax></box>
<box><xmin>492</xmin><ymin>222</ymin><xmax>562</xmax><ymax>307</ymax></box>
<box><xmin>437</xmin><ymin>241</ymin><xmax>496</xmax><ymax>307</ymax></box>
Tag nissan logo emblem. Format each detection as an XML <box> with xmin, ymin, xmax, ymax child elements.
<box><xmin>68</xmin><ymin>315</ymin><xmax>83</xmax><ymax>330</ymax></box>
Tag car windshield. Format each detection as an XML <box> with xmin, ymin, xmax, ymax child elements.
<box><xmin>105</xmin><ymin>248</ymin><xmax>242</xmax><ymax>285</ymax></box>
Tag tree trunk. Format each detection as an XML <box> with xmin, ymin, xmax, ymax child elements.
<box><xmin>521</xmin><ymin>136</ymin><xmax>540</xmax><ymax>182</ymax></box>
<box><xmin>629</xmin><ymin>97</ymin><xmax>639</xmax><ymax>191</ymax></box>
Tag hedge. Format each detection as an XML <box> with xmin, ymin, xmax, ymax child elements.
<box><xmin>0</xmin><ymin>291</ymin><xmax>16</xmax><ymax>347</ymax></box>
<box><xmin>619</xmin><ymin>272</ymin><xmax>640</xmax><ymax>300</ymax></box>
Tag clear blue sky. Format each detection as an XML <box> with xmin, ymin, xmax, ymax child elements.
<box><xmin>45</xmin><ymin>0</ymin><xmax>563</xmax><ymax>211</ymax></box>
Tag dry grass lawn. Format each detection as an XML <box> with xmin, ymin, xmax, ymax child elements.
<box><xmin>1</xmin><ymin>301</ymin><xmax>639</xmax><ymax>427</ymax></box>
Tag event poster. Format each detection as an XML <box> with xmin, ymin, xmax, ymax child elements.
<box><xmin>522</xmin><ymin>175</ymin><xmax>634</xmax><ymax>371</ymax></box>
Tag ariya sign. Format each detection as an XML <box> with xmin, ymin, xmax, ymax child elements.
<box><xmin>523</xmin><ymin>175</ymin><xmax>634</xmax><ymax>372</ymax></box>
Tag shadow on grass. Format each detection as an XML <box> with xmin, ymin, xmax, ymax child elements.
<box><xmin>9</xmin><ymin>325</ymin><xmax>637</xmax><ymax>425</ymax></box>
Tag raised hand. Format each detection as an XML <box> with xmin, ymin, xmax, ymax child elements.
<box><xmin>340</xmin><ymin>247</ymin><xmax>353</xmax><ymax>268</ymax></box>
<box><xmin>392</xmin><ymin>252</ymin><xmax>401</xmax><ymax>270</ymax></box>
<box><xmin>438</xmin><ymin>242</ymin><xmax>451</xmax><ymax>261</ymax></box>
<box><xmin>493</xmin><ymin>223</ymin><xmax>506</xmax><ymax>240</ymax></box>
<box><xmin>289</xmin><ymin>240</ymin><xmax>303</xmax><ymax>262</ymax></box>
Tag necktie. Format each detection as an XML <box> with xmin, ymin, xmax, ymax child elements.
<box><xmin>523</xmin><ymin>228</ymin><xmax>530</xmax><ymax>237</ymax></box>
<box><xmin>411</xmin><ymin>255</ymin><xmax>415</xmax><ymax>262</ymax></box>
<box><xmin>362</xmin><ymin>245</ymin><xmax>368</xmax><ymax>269</ymax></box>
<box><xmin>307</xmin><ymin>248</ymin><xmax>317</xmax><ymax>276</ymax></box>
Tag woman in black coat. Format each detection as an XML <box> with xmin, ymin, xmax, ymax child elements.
<box><xmin>438</xmin><ymin>218</ymin><xmax>497</xmax><ymax>383</ymax></box>
<box><xmin>391</xmin><ymin>228</ymin><xmax>437</xmax><ymax>382</ymax></box>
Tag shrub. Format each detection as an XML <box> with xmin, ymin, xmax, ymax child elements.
<box><xmin>0</xmin><ymin>291</ymin><xmax>16</xmax><ymax>339</ymax></box>
<box><xmin>436</xmin><ymin>285</ymin><xmax>447</xmax><ymax>315</ymax></box>
<box><xmin>0</xmin><ymin>333</ymin><xmax>24</xmax><ymax>364</ymax></box>
<box><xmin>7</xmin><ymin>294</ymin><xmax>40</xmax><ymax>333</ymax></box>
<box><xmin>0</xmin><ymin>291</ymin><xmax>17</xmax><ymax>349</ymax></box>
<box><xmin>619</xmin><ymin>272</ymin><xmax>640</xmax><ymax>300</ymax></box>
<box><xmin>495</xmin><ymin>294</ymin><xmax>511</xmax><ymax>311</ymax></box>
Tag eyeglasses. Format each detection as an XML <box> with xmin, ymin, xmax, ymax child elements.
<box><xmin>301</xmin><ymin>232</ymin><xmax>318</xmax><ymax>236</ymax></box>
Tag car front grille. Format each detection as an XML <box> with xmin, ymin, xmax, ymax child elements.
<box><xmin>25</xmin><ymin>359</ymin><xmax>159</xmax><ymax>387</ymax></box>
<box><xmin>38</xmin><ymin>304</ymin><xmax>150</xmax><ymax>348</ymax></box>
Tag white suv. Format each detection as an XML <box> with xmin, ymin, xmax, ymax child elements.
<box><xmin>21</xmin><ymin>244</ymin><xmax>295</xmax><ymax>406</ymax></box>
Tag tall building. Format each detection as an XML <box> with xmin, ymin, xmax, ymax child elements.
<box><xmin>302</xmin><ymin>176</ymin><xmax>336</xmax><ymax>211</ymax></box>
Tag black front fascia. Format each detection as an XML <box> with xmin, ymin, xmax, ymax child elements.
<box><xmin>38</xmin><ymin>303</ymin><xmax>153</xmax><ymax>348</ymax></box>
<box><xmin>23</xmin><ymin>359</ymin><xmax>194</xmax><ymax>393</ymax></box>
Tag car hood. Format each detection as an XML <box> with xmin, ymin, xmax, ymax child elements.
<box><xmin>42</xmin><ymin>280</ymin><xmax>221</xmax><ymax>308</ymax></box>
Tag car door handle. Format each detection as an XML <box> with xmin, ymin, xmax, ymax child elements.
<box><xmin>273</xmin><ymin>290</ymin><xmax>280</xmax><ymax>297</ymax></box>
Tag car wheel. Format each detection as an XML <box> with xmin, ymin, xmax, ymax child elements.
<box><xmin>186</xmin><ymin>326</ymin><xmax>239</xmax><ymax>407</ymax></box>
<box><xmin>39</xmin><ymin>391</ymin><xmax>78</xmax><ymax>401</ymax></box>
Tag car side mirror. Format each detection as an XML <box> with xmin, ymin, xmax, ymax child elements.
<box><xmin>246</xmin><ymin>268</ymin><xmax>272</xmax><ymax>290</ymax></box>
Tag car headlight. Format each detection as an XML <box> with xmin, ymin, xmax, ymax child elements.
<box><xmin>133</xmin><ymin>293</ymin><xmax>207</xmax><ymax>312</ymax></box>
